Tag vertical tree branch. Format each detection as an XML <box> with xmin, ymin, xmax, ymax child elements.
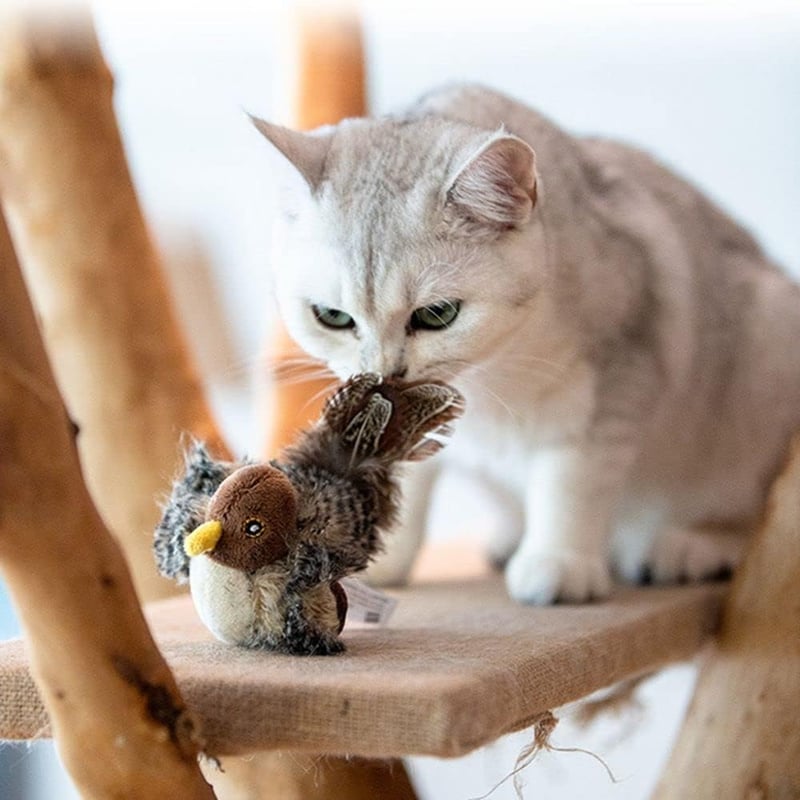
<box><xmin>653</xmin><ymin>433</ymin><xmax>800</xmax><ymax>798</ymax></box>
<box><xmin>0</xmin><ymin>208</ymin><xmax>216</xmax><ymax>799</ymax></box>
<box><xmin>0</xmin><ymin>8</ymin><xmax>228</xmax><ymax>603</ymax></box>
<box><xmin>262</xmin><ymin>5</ymin><xmax>368</xmax><ymax>456</ymax></box>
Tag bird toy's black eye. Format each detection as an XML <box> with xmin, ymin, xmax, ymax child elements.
<box><xmin>244</xmin><ymin>519</ymin><xmax>264</xmax><ymax>537</ymax></box>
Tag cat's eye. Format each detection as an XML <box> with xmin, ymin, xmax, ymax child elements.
<box><xmin>312</xmin><ymin>304</ymin><xmax>356</xmax><ymax>330</ymax></box>
<box><xmin>410</xmin><ymin>300</ymin><xmax>461</xmax><ymax>331</ymax></box>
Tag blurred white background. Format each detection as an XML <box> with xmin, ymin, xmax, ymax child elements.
<box><xmin>1</xmin><ymin>0</ymin><xmax>797</xmax><ymax>797</ymax></box>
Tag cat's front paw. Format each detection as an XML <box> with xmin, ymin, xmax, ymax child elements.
<box><xmin>505</xmin><ymin>549</ymin><xmax>612</xmax><ymax>605</ymax></box>
<box><xmin>617</xmin><ymin>525</ymin><xmax>746</xmax><ymax>585</ymax></box>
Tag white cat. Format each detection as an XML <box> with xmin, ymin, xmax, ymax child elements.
<box><xmin>253</xmin><ymin>84</ymin><xmax>800</xmax><ymax>604</ymax></box>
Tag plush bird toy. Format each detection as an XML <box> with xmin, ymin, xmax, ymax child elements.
<box><xmin>154</xmin><ymin>374</ymin><xmax>463</xmax><ymax>655</ymax></box>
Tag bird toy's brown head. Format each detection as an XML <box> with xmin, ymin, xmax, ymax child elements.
<box><xmin>183</xmin><ymin>464</ymin><xmax>298</xmax><ymax>573</ymax></box>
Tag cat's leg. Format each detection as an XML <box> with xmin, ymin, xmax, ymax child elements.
<box><xmin>505</xmin><ymin>442</ymin><xmax>635</xmax><ymax>604</ymax></box>
<box><xmin>361</xmin><ymin>458</ymin><xmax>441</xmax><ymax>586</ymax></box>
<box><xmin>466</xmin><ymin>473</ymin><xmax>525</xmax><ymax>568</ymax></box>
<box><xmin>486</xmin><ymin>499</ymin><xmax>525</xmax><ymax>569</ymax></box>
<box><xmin>613</xmin><ymin>524</ymin><xmax>749</xmax><ymax>584</ymax></box>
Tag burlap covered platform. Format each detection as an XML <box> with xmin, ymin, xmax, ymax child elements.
<box><xmin>0</xmin><ymin>551</ymin><xmax>726</xmax><ymax>759</ymax></box>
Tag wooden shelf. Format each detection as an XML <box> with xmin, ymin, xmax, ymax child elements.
<box><xmin>0</xmin><ymin>554</ymin><xmax>726</xmax><ymax>759</ymax></box>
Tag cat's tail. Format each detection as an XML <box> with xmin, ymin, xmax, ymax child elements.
<box><xmin>283</xmin><ymin>372</ymin><xmax>464</xmax><ymax>475</ymax></box>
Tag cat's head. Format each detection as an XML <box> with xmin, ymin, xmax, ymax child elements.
<box><xmin>255</xmin><ymin>113</ymin><xmax>545</xmax><ymax>386</ymax></box>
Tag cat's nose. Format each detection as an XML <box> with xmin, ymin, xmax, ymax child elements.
<box><xmin>390</xmin><ymin>366</ymin><xmax>408</xmax><ymax>379</ymax></box>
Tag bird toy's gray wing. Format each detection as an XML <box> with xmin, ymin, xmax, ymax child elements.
<box><xmin>153</xmin><ymin>440</ymin><xmax>239</xmax><ymax>583</ymax></box>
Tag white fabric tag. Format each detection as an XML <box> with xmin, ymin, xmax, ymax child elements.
<box><xmin>340</xmin><ymin>576</ymin><xmax>398</xmax><ymax>628</ymax></box>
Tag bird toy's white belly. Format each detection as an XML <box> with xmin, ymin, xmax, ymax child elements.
<box><xmin>189</xmin><ymin>557</ymin><xmax>285</xmax><ymax>646</ymax></box>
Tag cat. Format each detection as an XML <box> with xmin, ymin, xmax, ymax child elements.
<box><xmin>252</xmin><ymin>84</ymin><xmax>800</xmax><ymax>604</ymax></box>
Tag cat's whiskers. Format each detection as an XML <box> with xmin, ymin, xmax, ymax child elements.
<box><xmin>265</xmin><ymin>353</ymin><xmax>327</xmax><ymax>372</ymax></box>
<box><xmin>272</xmin><ymin>368</ymin><xmax>336</xmax><ymax>387</ymax></box>
<box><xmin>453</xmin><ymin>353</ymin><xmax>567</xmax><ymax>389</ymax></box>
<box><xmin>299</xmin><ymin>380</ymin><xmax>341</xmax><ymax>415</ymax></box>
<box><xmin>213</xmin><ymin>352</ymin><xmax>265</xmax><ymax>383</ymax></box>
<box><xmin>439</xmin><ymin>359</ymin><xmax>523</xmax><ymax>424</ymax></box>
<box><xmin>479</xmin><ymin>384</ymin><xmax>521</xmax><ymax>423</ymax></box>
<box><xmin>491</xmin><ymin>352</ymin><xmax>573</xmax><ymax>384</ymax></box>
<box><xmin>265</xmin><ymin>354</ymin><xmax>337</xmax><ymax>389</ymax></box>
<box><xmin>501</xmin><ymin>352</ymin><xmax>571</xmax><ymax>373</ymax></box>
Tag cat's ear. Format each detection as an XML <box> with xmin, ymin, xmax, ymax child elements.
<box><xmin>250</xmin><ymin>116</ymin><xmax>331</xmax><ymax>191</ymax></box>
<box><xmin>446</xmin><ymin>133</ymin><xmax>538</xmax><ymax>229</ymax></box>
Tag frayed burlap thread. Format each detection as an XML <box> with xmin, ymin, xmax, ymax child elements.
<box><xmin>470</xmin><ymin>710</ymin><xmax>618</xmax><ymax>800</ymax></box>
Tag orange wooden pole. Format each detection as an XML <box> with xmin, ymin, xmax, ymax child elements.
<box><xmin>264</xmin><ymin>6</ymin><xmax>367</xmax><ymax>456</ymax></box>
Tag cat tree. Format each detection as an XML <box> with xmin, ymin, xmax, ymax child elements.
<box><xmin>0</xmin><ymin>8</ymin><xmax>797</xmax><ymax>799</ymax></box>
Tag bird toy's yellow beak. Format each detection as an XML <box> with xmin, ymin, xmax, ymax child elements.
<box><xmin>184</xmin><ymin>520</ymin><xmax>223</xmax><ymax>557</ymax></box>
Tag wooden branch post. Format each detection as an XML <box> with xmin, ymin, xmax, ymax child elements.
<box><xmin>208</xmin><ymin>754</ymin><xmax>417</xmax><ymax>800</ymax></box>
<box><xmin>263</xmin><ymin>6</ymin><xmax>367</xmax><ymax>456</ymax></box>
<box><xmin>653</xmin><ymin>434</ymin><xmax>800</xmax><ymax>798</ymax></box>
<box><xmin>0</xmin><ymin>209</ymin><xmax>216</xmax><ymax>799</ymax></box>
<box><xmin>0</xmin><ymin>9</ymin><xmax>227</xmax><ymax>603</ymax></box>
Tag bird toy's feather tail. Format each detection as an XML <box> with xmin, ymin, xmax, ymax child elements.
<box><xmin>284</xmin><ymin>373</ymin><xmax>464</xmax><ymax>476</ymax></box>
<box><xmin>153</xmin><ymin>440</ymin><xmax>239</xmax><ymax>582</ymax></box>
